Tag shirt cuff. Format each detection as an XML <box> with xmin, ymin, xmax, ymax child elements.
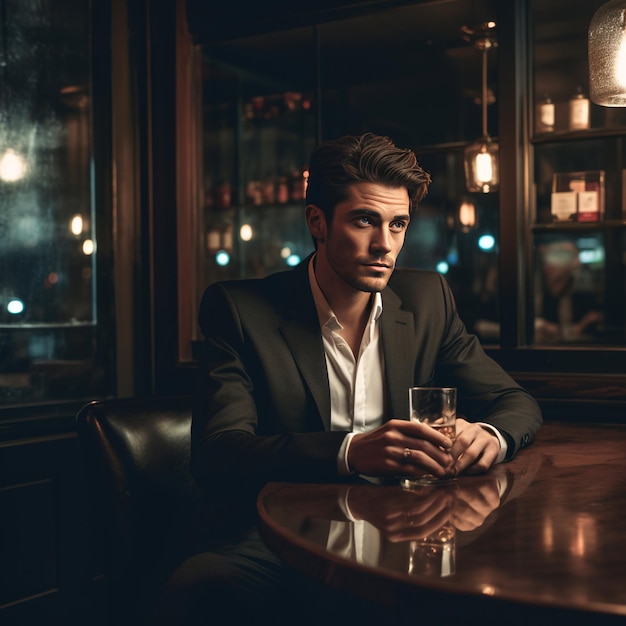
<box><xmin>337</xmin><ymin>431</ymin><xmax>357</xmax><ymax>475</ymax></box>
<box><xmin>477</xmin><ymin>422</ymin><xmax>508</xmax><ymax>464</ymax></box>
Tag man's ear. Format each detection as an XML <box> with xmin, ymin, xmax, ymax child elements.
<box><xmin>305</xmin><ymin>204</ymin><xmax>326</xmax><ymax>244</ymax></box>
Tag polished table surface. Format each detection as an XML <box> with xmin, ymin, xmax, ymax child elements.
<box><xmin>257</xmin><ymin>422</ymin><xmax>626</xmax><ymax>624</ymax></box>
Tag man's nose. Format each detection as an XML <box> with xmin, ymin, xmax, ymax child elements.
<box><xmin>371</xmin><ymin>227</ymin><xmax>392</xmax><ymax>252</ymax></box>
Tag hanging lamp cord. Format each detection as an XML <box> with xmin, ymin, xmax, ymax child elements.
<box><xmin>481</xmin><ymin>42</ymin><xmax>488</xmax><ymax>138</ymax></box>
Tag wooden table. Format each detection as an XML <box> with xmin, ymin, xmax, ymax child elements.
<box><xmin>257</xmin><ymin>422</ymin><xmax>626</xmax><ymax>625</ymax></box>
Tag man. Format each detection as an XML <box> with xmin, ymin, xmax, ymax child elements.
<box><xmin>534</xmin><ymin>239</ymin><xmax>602</xmax><ymax>344</ymax></box>
<box><xmin>191</xmin><ymin>132</ymin><xmax>541</xmax><ymax>493</ymax></box>
<box><xmin>159</xmin><ymin>133</ymin><xmax>541</xmax><ymax>625</ymax></box>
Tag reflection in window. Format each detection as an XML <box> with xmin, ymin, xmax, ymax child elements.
<box><xmin>533</xmin><ymin>234</ymin><xmax>604</xmax><ymax>345</ymax></box>
<box><xmin>0</xmin><ymin>1</ymin><xmax>109</xmax><ymax>406</ymax></box>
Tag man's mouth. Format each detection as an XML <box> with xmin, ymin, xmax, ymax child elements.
<box><xmin>364</xmin><ymin>262</ymin><xmax>392</xmax><ymax>273</ymax></box>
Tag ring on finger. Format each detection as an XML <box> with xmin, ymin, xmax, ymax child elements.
<box><xmin>403</xmin><ymin>447</ymin><xmax>412</xmax><ymax>461</ymax></box>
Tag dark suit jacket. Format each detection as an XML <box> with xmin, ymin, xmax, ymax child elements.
<box><xmin>191</xmin><ymin>257</ymin><xmax>542</xmax><ymax>492</ymax></box>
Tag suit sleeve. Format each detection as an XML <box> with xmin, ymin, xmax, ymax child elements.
<box><xmin>432</xmin><ymin>274</ymin><xmax>543</xmax><ymax>460</ymax></box>
<box><xmin>190</xmin><ymin>282</ymin><xmax>346</xmax><ymax>494</ymax></box>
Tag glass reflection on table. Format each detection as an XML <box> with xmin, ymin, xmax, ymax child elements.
<box><xmin>408</xmin><ymin>523</ymin><xmax>456</xmax><ymax>578</ymax></box>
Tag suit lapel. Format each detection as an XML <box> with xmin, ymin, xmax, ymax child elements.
<box><xmin>281</xmin><ymin>320</ymin><xmax>331</xmax><ymax>430</ymax></box>
<box><xmin>279</xmin><ymin>260</ymin><xmax>332</xmax><ymax>430</ymax></box>
<box><xmin>381</xmin><ymin>286</ymin><xmax>415</xmax><ymax>421</ymax></box>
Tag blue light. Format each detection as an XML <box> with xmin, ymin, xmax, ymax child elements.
<box><xmin>579</xmin><ymin>248</ymin><xmax>604</xmax><ymax>264</ymax></box>
<box><xmin>478</xmin><ymin>235</ymin><xmax>496</xmax><ymax>251</ymax></box>
<box><xmin>215</xmin><ymin>250</ymin><xmax>230</xmax><ymax>266</ymax></box>
<box><xmin>436</xmin><ymin>261</ymin><xmax>449</xmax><ymax>274</ymax></box>
<box><xmin>447</xmin><ymin>250</ymin><xmax>459</xmax><ymax>265</ymax></box>
<box><xmin>7</xmin><ymin>299</ymin><xmax>24</xmax><ymax>314</ymax></box>
<box><xmin>286</xmin><ymin>254</ymin><xmax>301</xmax><ymax>267</ymax></box>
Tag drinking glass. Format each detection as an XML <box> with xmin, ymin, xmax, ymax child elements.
<box><xmin>401</xmin><ymin>386</ymin><xmax>457</xmax><ymax>488</ymax></box>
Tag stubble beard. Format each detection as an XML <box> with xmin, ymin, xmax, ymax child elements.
<box><xmin>346</xmin><ymin>267</ymin><xmax>393</xmax><ymax>293</ymax></box>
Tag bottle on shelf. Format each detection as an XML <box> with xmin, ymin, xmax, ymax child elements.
<box><xmin>221</xmin><ymin>223</ymin><xmax>234</xmax><ymax>251</ymax></box>
<box><xmin>536</xmin><ymin>93</ymin><xmax>555</xmax><ymax>133</ymax></box>
<box><xmin>261</xmin><ymin>177</ymin><xmax>275</xmax><ymax>204</ymax></box>
<box><xmin>568</xmin><ymin>86</ymin><xmax>590</xmax><ymax>131</ymax></box>
<box><xmin>290</xmin><ymin>168</ymin><xmax>308</xmax><ymax>202</ymax></box>
<box><xmin>214</xmin><ymin>179</ymin><xmax>232</xmax><ymax>210</ymax></box>
<box><xmin>206</xmin><ymin>225</ymin><xmax>221</xmax><ymax>254</ymax></box>
<box><xmin>276</xmin><ymin>176</ymin><xmax>289</xmax><ymax>204</ymax></box>
<box><xmin>246</xmin><ymin>180</ymin><xmax>263</xmax><ymax>206</ymax></box>
<box><xmin>207</xmin><ymin>221</ymin><xmax>234</xmax><ymax>254</ymax></box>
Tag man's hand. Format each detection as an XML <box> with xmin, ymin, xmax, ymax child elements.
<box><xmin>347</xmin><ymin>419</ymin><xmax>456</xmax><ymax>479</ymax></box>
<box><xmin>347</xmin><ymin>417</ymin><xmax>500</xmax><ymax>479</ymax></box>
<box><xmin>450</xmin><ymin>418</ymin><xmax>500</xmax><ymax>475</ymax></box>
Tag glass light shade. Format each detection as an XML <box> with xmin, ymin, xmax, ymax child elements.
<box><xmin>459</xmin><ymin>200</ymin><xmax>477</xmax><ymax>228</ymax></box>
<box><xmin>464</xmin><ymin>137</ymin><xmax>499</xmax><ymax>193</ymax></box>
<box><xmin>589</xmin><ymin>0</ymin><xmax>626</xmax><ymax>106</ymax></box>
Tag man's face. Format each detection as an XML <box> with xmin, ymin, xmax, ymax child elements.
<box><xmin>541</xmin><ymin>241</ymin><xmax>580</xmax><ymax>295</ymax></box>
<box><xmin>308</xmin><ymin>182</ymin><xmax>410</xmax><ymax>294</ymax></box>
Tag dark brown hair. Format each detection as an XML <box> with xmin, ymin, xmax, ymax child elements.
<box><xmin>305</xmin><ymin>132</ymin><xmax>431</xmax><ymax>223</ymax></box>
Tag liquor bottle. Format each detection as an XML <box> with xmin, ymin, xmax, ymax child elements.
<box><xmin>207</xmin><ymin>225</ymin><xmax>221</xmax><ymax>254</ymax></box>
<box><xmin>568</xmin><ymin>86</ymin><xmax>590</xmax><ymax>131</ymax></box>
<box><xmin>276</xmin><ymin>176</ymin><xmax>289</xmax><ymax>204</ymax></box>
<box><xmin>536</xmin><ymin>94</ymin><xmax>555</xmax><ymax>133</ymax></box>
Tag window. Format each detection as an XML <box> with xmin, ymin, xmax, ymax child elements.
<box><xmin>0</xmin><ymin>0</ymin><xmax>112</xmax><ymax>407</ymax></box>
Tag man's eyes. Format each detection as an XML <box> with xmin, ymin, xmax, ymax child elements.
<box><xmin>355</xmin><ymin>216</ymin><xmax>407</xmax><ymax>230</ymax></box>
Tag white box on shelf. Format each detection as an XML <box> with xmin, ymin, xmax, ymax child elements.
<box><xmin>550</xmin><ymin>191</ymin><xmax>577</xmax><ymax>221</ymax></box>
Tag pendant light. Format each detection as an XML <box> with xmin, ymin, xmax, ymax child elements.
<box><xmin>458</xmin><ymin>198</ymin><xmax>477</xmax><ymax>231</ymax></box>
<box><xmin>589</xmin><ymin>0</ymin><xmax>626</xmax><ymax>106</ymax></box>
<box><xmin>463</xmin><ymin>22</ymin><xmax>499</xmax><ymax>193</ymax></box>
